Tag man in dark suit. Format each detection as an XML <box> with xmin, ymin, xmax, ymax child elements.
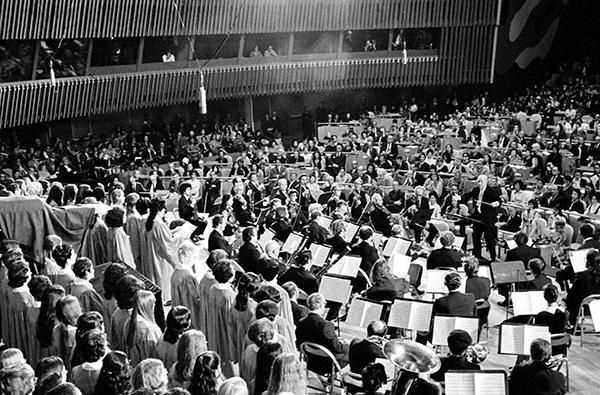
<box><xmin>350</xmin><ymin>227</ymin><xmax>380</xmax><ymax>281</ymax></box>
<box><xmin>430</xmin><ymin>329</ymin><xmax>479</xmax><ymax>382</ymax></box>
<box><xmin>281</xmin><ymin>281</ymin><xmax>309</xmax><ymax>325</ymax></box>
<box><xmin>237</xmin><ymin>226</ymin><xmax>261</xmax><ymax>274</ymax></box>
<box><xmin>427</xmin><ymin>231</ymin><xmax>462</xmax><ymax>270</ymax></box>
<box><xmin>296</xmin><ymin>293</ymin><xmax>349</xmax><ymax>373</ymax></box>
<box><xmin>348</xmin><ymin>320</ymin><xmax>387</xmax><ymax>374</ymax></box>
<box><xmin>557</xmin><ymin>223</ymin><xmax>600</xmax><ymax>294</ymax></box>
<box><xmin>208</xmin><ymin>215</ymin><xmax>232</xmax><ymax>256</ymax></box>
<box><xmin>509</xmin><ymin>339</ymin><xmax>567</xmax><ymax>395</ymax></box>
<box><xmin>278</xmin><ymin>250</ymin><xmax>319</xmax><ymax>295</ymax></box>
<box><xmin>306</xmin><ymin>211</ymin><xmax>328</xmax><ymax>247</ymax></box>
<box><xmin>433</xmin><ymin>272</ymin><xmax>477</xmax><ymax>317</ymax></box>
<box><xmin>369</xmin><ymin>193</ymin><xmax>392</xmax><ymax>237</ymax></box>
<box><xmin>178</xmin><ymin>182</ymin><xmax>207</xmax><ymax>242</ymax></box>
<box><xmin>470</xmin><ymin>175</ymin><xmax>502</xmax><ymax>262</ymax></box>
<box><xmin>500</xmin><ymin>232</ymin><xmax>542</xmax><ymax>306</ymax></box>
<box><xmin>328</xmin><ymin>144</ymin><xmax>346</xmax><ymax>177</ymax></box>
<box><xmin>271</xmin><ymin>206</ymin><xmax>293</xmax><ymax>243</ymax></box>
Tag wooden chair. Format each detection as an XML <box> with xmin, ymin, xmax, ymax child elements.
<box><xmin>300</xmin><ymin>342</ymin><xmax>346</xmax><ymax>395</ymax></box>
<box><xmin>574</xmin><ymin>294</ymin><xmax>600</xmax><ymax>346</ymax></box>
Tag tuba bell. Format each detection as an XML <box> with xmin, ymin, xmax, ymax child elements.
<box><xmin>384</xmin><ymin>339</ymin><xmax>442</xmax><ymax>395</ymax></box>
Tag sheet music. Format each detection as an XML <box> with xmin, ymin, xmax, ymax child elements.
<box><xmin>506</xmin><ymin>239</ymin><xmax>518</xmax><ymax>250</ymax></box>
<box><xmin>589</xmin><ymin>299</ymin><xmax>600</xmax><ymax>332</ymax></box>
<box><xmin>342</xmin><ymin>221</ymin><xmax>359</xmax><ymax>243</ymax></box>
<box><xmin>317</xmin><ymin>215</ymin><xmax>332</xmax><ymax>230</ymax></box>
<box><xmin>432</xmin><ymin>316</ymin><xmax>457</xmax><ymax>346</ymax></box>
<box><xmin>454</xmin><ymin>236</ymin><xmax>465</xmax><ymax>249</ymax></box>
<box><xmin>570</xmin><ymin>248</ymin><xmax>592</xmax><ymax>273</ymax></box>
<box><xmin>388</xmin><ymin>300</ymin><xmax>412</xmax><ymax>329</ymax></box>
<box><xmin>375</xmin><ymin>358</ymin><xmax>396</xmax><ymax>392</ymax></box>
<box><xmin>445</xmin><ymin>372</ymin><xmax>475</xmax><ymax>395</ymax></box>
<box><xmin>346</xmin><ymin>299</ymin><xmax>383</xmax><ymax>327</ymax></box>
<box><xmin>328</xmin><ymin>255</ymin><xmax>361</xmax><ymax>277</ymax></box>
<box><xmin>259</xmin><ymin>229</ymin><xmax>275</xmax><ymax>249</ymax></box>
<box><xmin>456</xmin><ymin>317</ymin><xmax>480</xmax><ymax>344</ymax></box>
<box><xmin>388</xmin><ymin>254</ymin><xmax>412</xmax><ymax>278</ymax></box>
<box><xmin>318</xmin><ymin>275</ymin><xmax>353</xmax><ymax>304</ymax></box>
<box><xmin>512</xmin><ymin>291</ymin><xmax>547</xmax><ymax>316</ymax></box>
<box><xmin>373</xmin><ymin>232</ymin><xmax>385</xmax><ymax>249</ymax></box>
<box><xmin>426</xmin><ymin>270</ymin><xmax>466</xmax><ymax>294</ymax></box>
<box><xmin>382</xmin><ymin>237</ymin><xmax>411</xmax><ymax>257</ymax></box>
<box><xmin>499</xmin><ymin>325</ymin><xmax>524</xmax><ymax>354</ymax></box>
<box><xmin>474</xmin><ymin>373</ymin><xmax>506</xmax><ymax>395</ymax></box>
<box><xmin>308</xmin><ymin>244</ymin><xmax>331</xmax><ymax>268</ymax></box>
<box><xmin>523</xmin><ymin>325</ymin><xmax>551</xmax><ymax>355</ymax></box>
<box><xmin>408</xmin><ymin>301</ymin><xmax>433</xmax><ymax>332</ymax></box>
<box><xmin>281</xmin><ymin>232</ymin><xmax>303</xmax><ymax>253</ymax></box>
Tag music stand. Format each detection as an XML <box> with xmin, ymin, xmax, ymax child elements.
<box><xmin>490</xmin><ymin>260</ymin><xmax>528</xmax><ymax>319</ymax></box>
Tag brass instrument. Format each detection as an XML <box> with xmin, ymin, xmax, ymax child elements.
<box><xmin>384</xmin><ymin>339</ymin><xmax>441</xmax><ymax>395</ymax></box>
<box><xmin>462</xmin><ymin>343</ymin><xmax>489</xmax><ymax>364</ymax></box>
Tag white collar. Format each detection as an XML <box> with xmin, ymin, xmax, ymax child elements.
<box><xmin>12</xmin><ymin>285</ymin><xmax>29</xmax><ymax>293</ymax></box>
<box><xmin>214</xmin><ymin>283</ymin><xmax>232</xmax><ymax>290</ymax></box>
<box><xmin>72</xmin><ymin>277</ymin><xmax>93</xmax><ymax>288</ymax></box>
<box><xmin>80</xmin><ymin>360</ymin><xmax>103</xmax><ymax>370</ymax></box>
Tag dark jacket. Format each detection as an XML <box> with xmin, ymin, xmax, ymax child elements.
<box><xmin>271</xmin><ymin>219</ymin><xmax>293</xmax><ymax>243</ymax></box>
<box><xmin>433</xmin><ymin>291</ymin><xmax>477</xmax><ymax>317</ymax></box>
<box><xmin>430</xmin><ymin>355</ymin><xmax>480</xmax><ymax>382</ymax></box>
<box><xmin>290</xmin><ymin>300</ymin><xmax>309</xmax><ymax>326</ymax></box>
<box><xmin>325</xmin><ymin>235</ymin><xmax>348</xmax><ymax>254</ymax></box>
<box><xmin>237</xmin><ymin>242</ymin><xmax>261</xmax><ymax>274</ymax></box>
<box><xmin>427</xmin><ymin>247</ymin><xmax>462</xmax><ymax>270</ymax></box>
<box><xmin>350</xmin><ymin>241</ymin><xmax>379</xmax><ymax>274</ymax></box>
<box><xmin>296</xmin><ymin>312</ymin><xmax>348</xmax><ymax>373</ymax></box>
<box><xmin>278</xmin><ymin>266</ymin><xmax>319</xmax><ymax>295</ymax></box>
<box><xmin>566</xmin><ymin>268</ymin><xmax>600</xmax><ymax>324</ymax></box>
<box><xmin>366</xmin><ymin>278</ymin><xmax>410</xmax><ymax>302</ymax></box>
<box><xmin>370</xmin><ymin>207</ymin><xmax>392</xmax><ymax>237</ymax></box>
<box><xmin>470</xmin><ymin>185</ymin><xmax>502</xmax><ymax>221</ymax></box>
<box><xmin>348</xmin><ymin>338</ymin><xmax>386</xmax><ymax>374</ymax></box>
<box><xmin>506</xmin><ymin>245</ymin><xmax>542</xmax><ymax>265</ymax></box>
<box><xmin>208</xmin><ymin>230</ymin><xmax>232</xmax><ymax>256</ymax></box>
<box><xmin>465</xmin><ymin>276</ymin><xmax>491</xmax><ymax>301</ymax></box>
<box><xmin>307</xmin><ymin>221</ymin><xmax>328</xmax><ymax>246</ymax></box>
<box><xmin>580</xmin><ymin>238</ymin><xmax>600</xmax><ymax>250</ymax></box>
<box><xmin>509</xmin><ymin>361</ymin><xmax>567</xmax><ymax>395</ymax></box>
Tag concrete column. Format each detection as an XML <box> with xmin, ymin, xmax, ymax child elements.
<box><xmin>136</xmin><ymin>37</ymin><xmax>145</xmax><ymax>71</ymax></box>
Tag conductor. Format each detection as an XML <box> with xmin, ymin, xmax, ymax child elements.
<box><xmin>470</xmin><ymin>175</ymin><xmax>501</xmax><ymax>262</ymax></box>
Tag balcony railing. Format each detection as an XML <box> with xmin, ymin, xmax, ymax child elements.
<box><xmin>0</xmin><ymin>0</ymin><xmax>498</xmax><ymax>39</ymax></box>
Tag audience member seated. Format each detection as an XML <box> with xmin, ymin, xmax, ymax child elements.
<box><xmin>509</xmin><ymin>338</ymin><xmax>567</xmax><ymax>395</ymax></box>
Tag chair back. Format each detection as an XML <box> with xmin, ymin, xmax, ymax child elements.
<box><xmin>408</xmin><ymin>263</ymin><xmax>423</xmax><ymax>288</ymax></box>
<box><xmin>300</xmin><ymin>341</ymin><xmax>343</xmax><ymax>376</ymax></box>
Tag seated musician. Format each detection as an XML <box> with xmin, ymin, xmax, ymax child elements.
<box><xmin>528</xmin><ymin>258</ymin><xmax>551</xmax><ymax>290</ymax></box>
<box><xmin>547</xmin><ymin>216</ymin><xmax>573</xmax><ymax>267</ymax></box>
<box><xmin>348</xmin><ymin>179</ymin><xmax>370</xmax><ymax>221</ymax></box>
<box><xmin>370</xmin><ymin>193</ymin><xmax>392</xmax><ymax>237</ymax></box>
<box><xmin>307</xmin><ymin>210</ymin><xmax>328</xmax><ymax>246</ymax></box>
<box><xmin>271</xmin><ymin>206</ymin><xmax>293</xmax><ymax>243</ymax></box>
<box><xmin>427</xmin><ymin>231</ymin><xmax>462</xmax><ymax>270</ymax></box>
<box><xmin>556</xmin><ymin>223</ymin><xmax>600</xmax><ymax>291</ymax></box>
<box><xmin>498</xmin><ymin>233</ymin><xmax>542</xmax><ymax>306</ymax></box>
<box><xmin>332</xmin><ymin>200</ymin><xmax>350</xmax><ymax>221</ymax></box>
<box><xmin>366</xmin><ymin>259</ymin><xmax>410</xmax><ymax>301</ymax></box>
<box><xmin>281</xmin><ymin>282</ymin><xmax>309</xmax><ymax>325</ymax></box>
<box><xmin>208</xmin><ymin>215</ymin><xmax>233</xmax><ymax>256</ymax></box>
<box><xmin>278</xmin><ymin>250</ymin><xmax>319</xmax><ymax>295</ymax></box>
<box><xmin>508</xmin><ymin>339</ymin><xmax>567</xmax><ymax>395</ymax></box>
<box><xmin>287</xmin><ymin>189</ymin><xmax>307</xmax><ymax>230</ymax></box>
<box><xmin>238</xmin><ymin>226</ymin><xmax>262</xmax><ymax>274</ymax></box>
<box><xmin>296</xmin><ymin>293</ymin><xmax>349</xmax><ymax>371</ymax></box>
<box><xmin>350</xmin><ymin>226</ymin><xmax>380</xmax><ymax>283</ymax></box>
<box><xmin>566</xmin><ymin>249</ymin><xmax>600</xmax><ymax>329</ymax></box>
<box><xmin>384</xmin><ymin>181</ymin><xmax>405</xmax><ymax>213</ymax></box>
<box><xmin>536</xmin><ymin>285</ymin><xmax>569</xmax><ymax>355</ymax></box>
<box><xmin>177</xmin><ymin>181</ymin><xmax>207</xmax><ymax>242</ymax></box>
<box><xmin>430</xmin><ymin>329</ymin><xmax>480</xmax><ymax>383</ymax></box>
<box><xmin>407</xmin><ymin>186</ymin><xmax>431</xmax><ymax>243</ymax></box>
<box><xmin>434</xmin><ymin>272</ymin><xmax>477</xmax><ymax>317</ymax></box>
<box><xmin>497</xmin><ymin>206</ymin><xmax>522</xmax><ymax>233</ymax></box>
<box><xmin>326</xmin><ymin>219</ymin><xmax>350</xmax><ymax>254</ymax></box>
<box><xmin>348</xmin><ymin>320</ymin><xmax>387</xmax><ymax>374</ymax></box>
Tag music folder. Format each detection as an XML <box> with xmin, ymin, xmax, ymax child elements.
<box><xmin>589</xmin><ymin>299</ymin><xmax>600</xmax><ymax>332</ymax></box>
<box><xmin>490</xmin><ymin>260</ymin><xmax>528</xmax><ymax>284</ymax></box>
<box><xmin>281</xmin><ymin>232</ymin><xmax>304</xmax><ymax>253</ymax></box>
<box><xmin>511</xmin><ymin>291</ymin><xmax>547</xmax><ymax>316</ymax></box>
<box><xmin>259</xmin><ymin>228</ymin><xmax>275</xmax><ymax>249</ymax></box>
<box><xmin>432</xmin><ymin>315</ymin><xmax>479</xmax><ymax>346</ymax></box>
<box><xmin>387</xmin><ymin>298</ymin><xmax>433</xmax><ymax>332</ymax></box>
<box><xmin>445</xmin><ymin>370</ymin><xmax>508</xmax><ymax>395</ymax></box>
<box><xmin>382</xmin><ymin>237</ymin><xmax>412</xmax><ymax>257</ymax></box>
<box><xmin>318</xmin><ymin>274</ymin><xmax>353</xmax><ymax>304</ymax></box>
<box><xmin>498</xmin><ymin>324</ymin><xmax>551</xmax><ymax>355</ymax></box>
<box><xmin>388</xmin><ymin>254</ymin><xmax>412</xmax><ymax>278</ymax></box>
<box><xmin>317</xmin><ymin>215</ymin><xmax>333</xmax><ymax>231</ymax></box>
<box><xmin>570</xmin><ymin>248</ymin><xmax>593</xmax><ymax>273</ymax></box>
<box><xmin>345</xmin><ymin>297</ymin><xmax>386</xmax><ymax>327</ymax></box>
<box><xmin>328</xmin><ymin>254</ymin><xmax>362</xmax><ymax>278</ymax></box>
<box><xmin>308</xmin><ymin>243</ymin><xmax>331</xmax><ymax>268</ymax></box>
<box><xmin>342</xmin><ymin>221</ymin><xmax>360</xmax><ymax>243</ymax></box>
<box><xmin>426</xmin><ymin>270</ymin><xmax>466</xmax><ymax>294</ymax></box>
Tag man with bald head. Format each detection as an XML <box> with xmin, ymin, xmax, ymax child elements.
<box><xmin>469</xmin><ymin>174</ymin><xmax>502</xmax><ymax>262</ymax></box>
<box><xmin>348</xmin><ymin>320</ymin><xmax>388</xmax><ymax>374</ymax></box>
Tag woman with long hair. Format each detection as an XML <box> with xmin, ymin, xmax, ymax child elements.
<box><xmin>168</xmin><ymin>330</ymin><xmax>207</xmax><ymax>389</ymax></box>
<box><xmin>142</xmin><ymin>198</ymin><xmax>177</xmax><ymax>299</ymax></box>
<box><xmin>51</xmin><ymin>295</ymin><xmax>82</xmax><ymax>370</ymax></box>
<box><xmin>230</xmin><ymin>273</ymin><xmax>260</xmax><ymax>363</ymax></box>
<box><xmin>126</xmin><ymin>290</ymin><xmax>162</xmax><ymax>366</ymax></box>
<box><xmin>110</xmin><ymin>275</ymin><xmax>144</xmax><ymax>353</ymax></box>
<box><xmin>253</xmin><ymin>342</ymin><xmax>283</xmax><ymax>395</ymax></box>
<box><xmin>46</xmin><ymin>184</ymin><xmax>64</xmax><ymax>207</ymax></box>
<box><xmin>70</xmin><ymin>329</ymin><xmax>107</xmax><ymax>395</ymax></box>
<box><xmin>156</xmin><ymin>306</ymin><xmax>191</xmax><ymax>371</ymax></box>
<box><xmin>101</xmin><ymin>263</ymin><xmax>127</xmax><ymax>341</ymax></box>
<box><xmin>71</xmin><ymin>312</ymin><xmax>105</xmax><ymax>368</ymax></box>
<box><xmin>37</xmin><ymin>285</ymin><xmax>66</xmax><ymax>357</ymax></box>
<box><xmin>366</xmin><ymin>258</ymin><xmax>410</xmax><ymax>301</ymax></box>
<box><xmin>93</xmin><ymin>351</ymin><xmax>131</xmax><ymax>395</ymax></box>
<box><xmin>130</xmin><ymin>359</ymin><xmax>168</xmax><ymax>394</ymax></box>
<box><xmin>188</xmin><ymin>351</ymin><xmax>223</xmax><ymax>395</ymax></box>
<box><xmin>265</xmin><ymin>354</ymin><xmax>306</xmax><ymax>395</ymax></box>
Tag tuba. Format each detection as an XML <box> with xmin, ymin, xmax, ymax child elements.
<box><xmin>384</xmin><ymin>339</ymin><xmax>441</xmax><ymax>395</ymax></box>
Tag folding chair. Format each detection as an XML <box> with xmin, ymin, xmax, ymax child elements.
<box><xmin>475</xmin><ymin>298</ymin><xmax>490</xmax><ymax>340</ymax></box>
<box><xmin>341</xmin><ymin>371</ymin><xmax>363</xmax><ymax>394</ymax></box>
<box><xmin>551</xmin><ymin>333</ymin><xmax>572</xmax><ymax>391</ymax></box>
<box><xmin>300</xmin><ymin>342</ymin><xmax>346</xmax><ymax>395</ymax></box>
<box><xmin>358</xmin><ymin>268</ymin><xmax>373</xmax><ymax>288</ymax></box>
<box><xmin>408</xmin><ymin>263</ymin><xmax>423</xmax><ymax>290</ymax></box>
<box><xmin>574</xmin><ymin>294</ymin><xmax>600</xmax><ymax>347</ymax></box>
